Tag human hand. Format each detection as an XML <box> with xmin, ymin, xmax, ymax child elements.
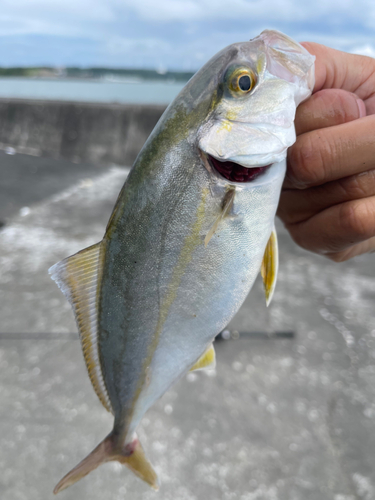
<box><xmin>277</xmin><ymin>42</ymin><xmax>375</xmax><ymax>261</ymax></box>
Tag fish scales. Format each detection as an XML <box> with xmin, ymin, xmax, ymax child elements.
<box><xmin>50</xmin><ymin>30</ymin><xmax>315</xmax><ymax>493</ymax></box>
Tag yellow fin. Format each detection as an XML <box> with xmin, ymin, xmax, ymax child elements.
<box><xmin>190</xmin><ymin>344</ymin><xmax>216</xmax><ymax>371</ymax></box>
<box><xmin>205</xmin><ymin>187</ymin><xmax>235</xmax><ymax>247</ymax></box>
<box><xmin>53</xmin><ymin>433</ymin><xmax>159</xmax><ymax>494</ymax></box>
<box><xmin>49</xmin><ymin>243</ymin><xmax>112</xmax><ymax>414</ymax></box>
<box><xmin>261</xmin><ymin>227</ymin><xmax>278</xmax><ymax>307</ymax></box>
<box><xmin>121</xmin><ymin>437</ymin><xmax>159</xmax><ymax>490</ymax></box>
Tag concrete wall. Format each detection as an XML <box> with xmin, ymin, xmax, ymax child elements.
<box><xmin>0</xmin><ymin>98</ymin><xmax>166</xmax><ymax>166</ymax></box>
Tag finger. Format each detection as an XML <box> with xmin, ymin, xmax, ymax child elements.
<box><xmin>278</xmin><ymin>169</ymin><xmax>375</xmax><ymax>225</ymax></box>
<box><xmin>300</xmin><ymin>42</ymin><xmax>375</xmax><ymax>109</ymax></box>
<box><xmin>325</xmin><ymin>236</ymin><xmax>375</xmax><ymax>262</ymax></box>
<box><xmin>295</xmin><ymin>89</ymin><xmax>366</xmax><ymax>136</ymax></box>
<box><xmin>284</xmin><ymin>196</ymin><xmax>375</xmax><ymax>255</ymax></box>
<box><xmin>286</xmin><ymin>115</ymin><xmax>375</xmax><ymax>189</ymax></box>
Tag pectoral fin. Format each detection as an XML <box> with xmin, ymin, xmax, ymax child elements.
<box><xmin>261</xmin><ymin>227</ymin><xmax>278</xmax><ymax>307</ymax></box>
<box><xmin>190</xmin><ymin>344</ymin><xmax>216</xmax><ymax>371</ymax></box>
<box><xmin>205</xmin><ymin>187</ymin><xmax>235</xmax><ymax>247</ymax></box>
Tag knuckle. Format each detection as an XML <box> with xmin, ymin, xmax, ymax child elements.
<box><xmin>287</xmin><ymin>135</ymin><xmax>324</xmax><ymax>188</ymax></box>
<box><xmin>339</xmin><ymin>201</ymin><xmax>375</xmax><ymax>240</ymax></box>
<box><xmin>337</xmin><ymin>174</ymin><xmax>368</xmax><ymax>200</ymax></box>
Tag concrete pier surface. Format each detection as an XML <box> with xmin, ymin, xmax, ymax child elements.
<box><xmin>0</xmin><ymin>149</ymin><xmax>374</xmax><ymax>500</ymax></box>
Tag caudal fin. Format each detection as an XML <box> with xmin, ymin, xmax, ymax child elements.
<box><xmin>53</xmin><ymin>432</ymin><xmax>159</xmax><ymax>494</ymax></box>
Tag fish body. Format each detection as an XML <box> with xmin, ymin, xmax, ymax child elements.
<box><xmin>50</xmin><ymin>30</ymin><xmax>314</xmax><ymax>493</ymax></box>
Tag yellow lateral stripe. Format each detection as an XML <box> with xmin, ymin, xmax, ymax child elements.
<box><xmin>127</xmin><ymin>188</ymin><xmax>209</xmax><ymax>431</ymax></box>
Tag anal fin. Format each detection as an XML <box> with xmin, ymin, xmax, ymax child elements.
<box><xmin>261</xmin><ymin>227</ymin><xmax>278</xmax><ymax>307</ymax></box>
<box><xmin>49</xmin><ymin>243</ymin><xmax>112</xmax><ymax>413</ymax></box>
<box><xmin>190</xmin><ymin>344</ymin><xmax>216</xmax><ymax>371</ymax></box>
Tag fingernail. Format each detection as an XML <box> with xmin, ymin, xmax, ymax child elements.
<box><xmin>356</xmin><ymin>98</ymin><xmax>366</xmax><ymax>118</ymax></box>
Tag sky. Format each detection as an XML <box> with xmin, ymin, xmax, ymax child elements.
<box><xmin>1</xmin><ymin>0</ymin><xmax>375</xmax><ymax>70</ymax></box>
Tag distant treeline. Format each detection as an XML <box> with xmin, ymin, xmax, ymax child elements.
<box><xmin>0</xmin><ymin>67</ymin><xmax>52</xmax><ymax>77</ymax></box>
<box><xmin>66</xmin><ymin>67</ymin><xmax>195</xmax><ymax>82</ymax></box>
<box><xmin>0</xmin><ymin>67</ymin><xmax>195</xmax><ymax>82</ymax></box>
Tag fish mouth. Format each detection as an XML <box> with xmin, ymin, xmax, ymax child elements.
<box><xmin>207</xmin><ymin>154</ymin><xmax>271</xmax><ymax>183</ymax></box>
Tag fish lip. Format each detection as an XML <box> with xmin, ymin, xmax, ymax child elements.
<box><xmin>200</xmin><ymin>150</ymin><xmax>272</xmax><ymax>184</ymax></box>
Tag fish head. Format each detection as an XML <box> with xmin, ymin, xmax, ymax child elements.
<box><xmin>195</xmin><ymin>29</ymin><xmax>315</xmax><ymax>184</ymax></box>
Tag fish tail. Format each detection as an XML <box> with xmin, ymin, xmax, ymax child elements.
<box><xmin>53</xmin><ymin>432</ymin><xmax>159</xmax><ymax>494</ymax></box>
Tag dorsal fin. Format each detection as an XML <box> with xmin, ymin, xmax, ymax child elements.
<box><xmin>49</xmin><ymin>243</ymin><xmax>112</xmax><ymax>414</ymax></box>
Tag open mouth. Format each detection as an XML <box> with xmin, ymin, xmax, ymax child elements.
<box><xmin>208</xmin><ymin>154</ymin><xmax>271</xmax><ymax>183</ymax></box>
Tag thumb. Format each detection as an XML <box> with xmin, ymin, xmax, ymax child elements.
<box><xmin>300</xmin><ymin>42</ymin><xmax>375</xmax><ymax>104</ymax></box>
<box><xmin>294</xmin><ymin>88</ymin><xmax>366</xmax><ymax>135</ymax></box>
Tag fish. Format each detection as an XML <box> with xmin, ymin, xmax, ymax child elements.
<box><xmin>49</xmin><ymin>29</ymin><xmax>314</xmax><ymax>494</ymax></box>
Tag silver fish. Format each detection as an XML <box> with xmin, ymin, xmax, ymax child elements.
<box><xmin>50</xmin><ymin>30</ymin><xmax>314</xmax><ymax>493</ymax></box>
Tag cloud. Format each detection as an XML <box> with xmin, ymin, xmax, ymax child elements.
<box><xmin>351</xmin><ymin>45</ymin><xmax>375</xmax><ymax>58</ymax></box>
<box><xmin>0</xmin><ymin>0</ymin><xmax>374</xmax><ymax>68</ymax></box>
<box><xmin>0</xmin><ymin>0</ymin><xmax>114</xmax><ymax>38</ymax></box>
<box><xmin>117</xmin><ymin>0</ymin><xmax>375</xmax><ymax>24</ymax></box>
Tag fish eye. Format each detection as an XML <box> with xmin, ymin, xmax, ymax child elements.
<box><xmin>227</xmin><ymin>67</ymin><xmax>256</xmax><ymax>95</ymax></box>
<box><xmin>239</xmin><ymin>75</ymin><xmax>251</xmax><ymax>91</ymax></box>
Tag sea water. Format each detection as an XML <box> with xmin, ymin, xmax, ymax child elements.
<box><xmin>0</xmin><ymin>77</ymin><xmax>187</xmax><ymax>105</ymax></box>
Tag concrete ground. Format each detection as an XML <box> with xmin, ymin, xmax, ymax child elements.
<box><xmin>0</xmin><ymin>150</ymin><xmax>374</xmax><ymax>500</ymax></box>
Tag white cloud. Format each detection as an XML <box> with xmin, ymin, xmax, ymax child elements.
<box><xmin>1</xmin><ymin>0</ymin><xmax>375</xmax><ymax>32</ymax></box>
<box><xmin>1</xmin><ymin>0</ymin><xmax>113</xmax><ymax>20</ymax></box>
<box><xmin>105</xmin><ymin>36</ymin><xmax>170</xmax><ymax>54</ymax></box>
<box><xmin>350</xmin><ymin>45</ymin><xmax>375</xmax><ymax>58</ymax></box>
<box><xmin>0</xmin><ymin>0</ymin><xmax>374</xmax><ymax>67</ymax></box>
<box><xmin>117</xmin><ymin>0</ymin><xmax>375</xmax><ymax>23</ymax></box>
<box><xmin>0</xmin><ymin>0</ymin><xmax>114</xmax><ymax>38</ymax></box>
